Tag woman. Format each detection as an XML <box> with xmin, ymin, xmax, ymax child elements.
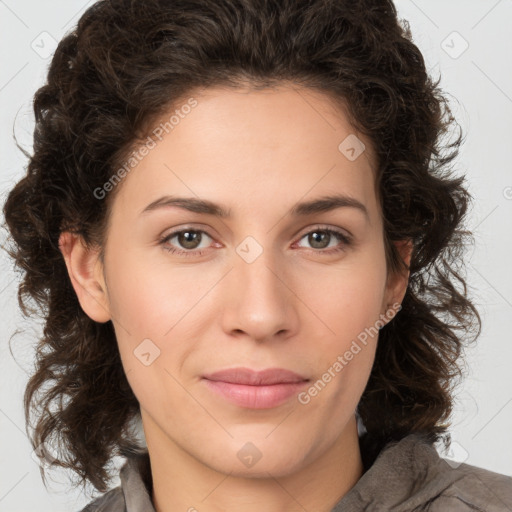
<box><xmin>3</xmin><ymin>0</ymin><xmax>511</xmax><ymax>511</ymax></box>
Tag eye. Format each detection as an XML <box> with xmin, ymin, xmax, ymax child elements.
<box><xmin>159</xmin><ymin>228</ymin><xmax>214</xmax><ymax>257</ymax></box>
<box><xmin>294</xmin><ymin>226</ymin><xmax>352</xmax><ymax>254</ymax></box>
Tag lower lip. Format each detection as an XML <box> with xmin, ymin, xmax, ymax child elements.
<box><xmin>202</xmin><ymin>379</ymin><xmax>309</xmax><ymax>409</ymax></box>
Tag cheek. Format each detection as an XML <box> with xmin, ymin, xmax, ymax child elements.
<box><xmin>105</xmin><ymin>244</ymin><xmax>213</xmax><ymax>336</ymax></box>
<box><xmin>301</xmin><ymin>250</ymin><xmax>388</xmax><ymax>339</ymax></box>
<box><xmin>102</xmin><ymin>246</ymin><xmax>203</xmax><ymax>394</ymax></box>
<box><xmin>297</xmin><ymin>263</ymin><xmax>384</xmax><ymax>419</ymax></box>
<box><xmin>294</xmin><ymin>247</ymin><xmax>387</xmax><ymax>399</ymax></box>
<box><xmin>104</xmin><ymin>259</ymin><xmax>199</xmax><ymax>413</ymax></box>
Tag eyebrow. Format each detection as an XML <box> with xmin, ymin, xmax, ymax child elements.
<box><xmin>140</xmin><ymin>194</ymin><xmax>369</xmax><ymax>221</ymax></box>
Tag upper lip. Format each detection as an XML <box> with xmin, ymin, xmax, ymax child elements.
<box><xmin>203</xmin><ymin>367</ymin><xmax>309</xmax><ymax>385</ymax></box>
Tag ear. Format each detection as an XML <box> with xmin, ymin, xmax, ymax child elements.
<box><xmin>381</xmin><ymin>238</ymin><xmax>413</xmax><ymax>317</ymax></box>
<box><xmin>58</xmin><ymin>231</ymin><xmax>111</xmax><ymax>323</ymax></box>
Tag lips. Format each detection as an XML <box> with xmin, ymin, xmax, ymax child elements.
<box><xmin>202</xmin><ymin>367</ymin><xmax>309</xmax><ymax>385</ymax></box>
<box><xmin>201</xmin><ymin>367</ymin><xmax>310</xmax><ymax>409</ymax></box>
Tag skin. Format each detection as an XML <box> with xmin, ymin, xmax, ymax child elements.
<box><xmin>60</xmin><ymin>84</ymin><xmax>412</xmax><ymax>512</ymax></box>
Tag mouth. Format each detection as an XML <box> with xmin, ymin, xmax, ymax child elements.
<box><xmin>203</xmin><ymin>367</ymin><xmax>309</xmax><ymax>385</ymax></box>
<box><xmin>201</xmin><ymin>367</ymin><xmax>310</xmax><ymax>409</ymax></box>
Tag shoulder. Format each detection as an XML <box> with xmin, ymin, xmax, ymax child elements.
<box><xmin>422</xmin><ymin>458</ymin><xmax>512</xmax><ymax>512</ymax></box>
<box><xmin>333</xmin><ymin>432</ymin><xmax>512</xmax><ymax>512</ymax></box>
<box><xmin>78</xmin><ymin>486</ymin><xmax>124</xmax><ymax>512</ymax></box>
<box><xmin>391</xmin><ymin>434</ymin><xmax>512</xmax><ymax>512</ymax></box>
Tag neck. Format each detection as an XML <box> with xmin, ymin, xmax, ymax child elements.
<box><xmin>144</xmin><ymin>412</ymin><xmax>364</xmax><ymax>512</ymax></box>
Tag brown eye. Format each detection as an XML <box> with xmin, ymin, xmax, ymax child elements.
<box><xmin>160</xmin><ymin>228</ymin><xmax>214</xmax><ymax>256</ymax></box>
<box><xmin>296</xmin><ymin>227</ymin><xmax>352</xmax><ymax>254</ymax></box>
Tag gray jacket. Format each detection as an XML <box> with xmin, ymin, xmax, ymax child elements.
<box><xmin>80</xmin><ymin>433</ymin><xmax>512</xmax><ymax>511</ymax></box>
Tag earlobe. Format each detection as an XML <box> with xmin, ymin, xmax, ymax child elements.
<box><xmin>58</xmin><ymin>232</ymin><xmax>111</xmax><ymax>323</ymax></box>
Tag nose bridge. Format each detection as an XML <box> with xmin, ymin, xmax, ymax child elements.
<box><xmin>225</xmin><ymin>234</ymin><xmax>296</xmax><ymax>340</ymax></box>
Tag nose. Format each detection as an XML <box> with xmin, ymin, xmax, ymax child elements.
<box><xmin>221</xmin><ymin>241</ymin><xmax>300</xmax><ymax>343</ymax></box>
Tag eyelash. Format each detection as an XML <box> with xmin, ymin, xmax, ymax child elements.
<box><xmin>158</xmin><ymin>225</ymin><xmax>352</xmax><ymax>258</ymax></box>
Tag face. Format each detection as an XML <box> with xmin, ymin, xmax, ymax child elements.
<box><xmin>65</xmin><ymin>84</ymin><xmax>409</xmax><ymax>478</ymax></box>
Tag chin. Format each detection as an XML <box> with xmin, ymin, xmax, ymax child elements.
<box><xmin>198</xmin><ymin>441</ymin><xmax>311</xmax><ymax>479</ymax></box>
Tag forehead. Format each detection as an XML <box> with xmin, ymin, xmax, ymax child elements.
<box><xmin>110</xmin><ymin>84</ymin><xmax>381</xmax><ymax>226</ymax></box>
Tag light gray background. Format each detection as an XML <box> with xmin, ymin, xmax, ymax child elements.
<box><xmin>1</xmin><ymin>1</ymin><xmax>511</xmax><ymax>510</ymax></box>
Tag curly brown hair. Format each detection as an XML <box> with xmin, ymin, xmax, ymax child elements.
<box><xmin>2</xmin><ymin>0</ymin><xmax>481</xmax><ymax>495</ymax></box>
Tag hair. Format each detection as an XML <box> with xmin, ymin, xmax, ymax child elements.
<box><xmin>2</xmin><ymin>0</ymin><xmax>481</xmax><ymax>495</ymax></box>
